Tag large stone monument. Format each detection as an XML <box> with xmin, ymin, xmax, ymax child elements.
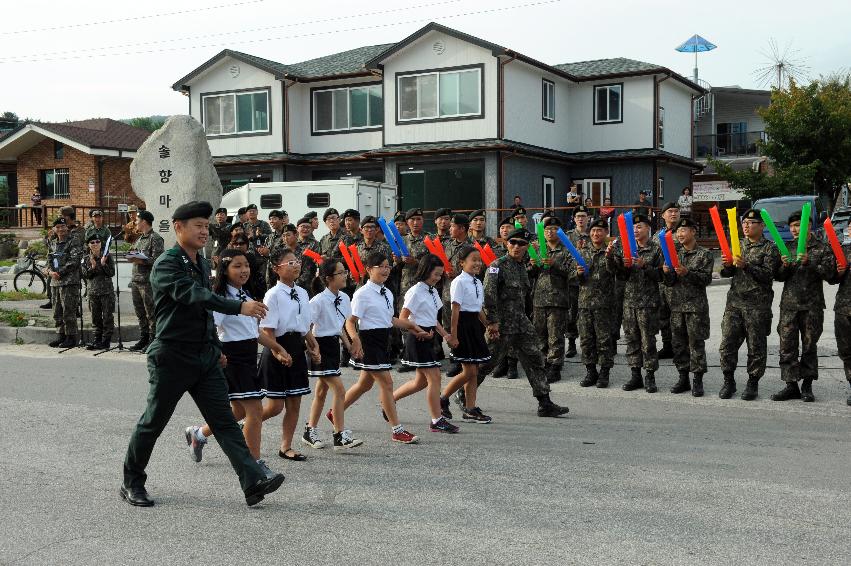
<box><xmin>129</xmin><ymin>115</ymin><xmax>222</xmax><ymax>251</ymax></box>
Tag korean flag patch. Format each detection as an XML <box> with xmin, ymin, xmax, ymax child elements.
<box><xmin>487</xmin><ymin>265</ymin><xmax>499</xmax><ymax>274</ymax></box>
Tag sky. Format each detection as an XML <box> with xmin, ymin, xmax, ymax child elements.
<box><xmin>1</xmin><ymin>0</ymin><xmax>848</xmax><ymax>122</ymax></box>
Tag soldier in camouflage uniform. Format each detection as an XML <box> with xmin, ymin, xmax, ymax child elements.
<box><xmin>84</xmin><ymin>209</ymin><xmax>112</xmax><ymax>244</ymax></box>
<box><xmin>260</xmin><ymin>210</ymin><xmax>286</xmax><ymax>289</ymax></box>
<box><xmin>294</xmin><ymin>216</ymin><xmax>322</xmax><ymax>296</ymax></box>
<box><xmin>468</xmin><ymin>209</ymin><xmax>497</xmax><ymax>277</ymax></box>
<box><xmin>341</xmin><ymin>209</ymin><xmax>362</xmax><ymax>245</ymax></box>
<box><xmin>433</xmin><ymin>207</ymin><xmax>452</xmax><ymax>243</ymax></box>
<box><xmin>319</xmin><ymin>208</ymin><xmax>349</xmax><ymax>262</ymax></box>
<box><xmin>654</xmin><ymin>202</ymin><xmax>681</xmax><ymax>359</ymax></box>
<box><xmin>662</xmin><ymin>218</ymin><xmax>713</xmax><ymax>396</ymax></box>
<box><xmin>128</xmin><ymin>210</ymin><xmax>165</xmax><ymax>352</ymax></box>
<box><xmin>481</xmin><ymin>227</ymin><xmax>570</xmax><ymax>417</ymax></box>
<box><xmin>573</xmin><ymin>218</ymin><xmax>619</xmax><ymax>388</ymax></box>
<box><xmin>354</xmin><ymin>216</ymin><xmax>394</xmax><ymax>288</ymax></box>
<box><xmin>396</xmin><ymin>208</ymin><xmax>433</xmax><ymax>373</ymax></box>
<box><xmin>718</xmin><ymin>208</ymin><xmax>781</xmax><ymax>401</ymax></box>
<box><xmin>242</xmin><ymin>204</ymin><xmax>272</xmax><ymax>251</ymax></box>
<box><xmin>441</xmin><ymin>214</ymin><xmax>473</xmax><ymax>368</ymax></box>
<box><xmin>490</xmin><ymin>216</ymin><xmax>515</xmax><ymax>260</ymax></box>
<box><xmin>530</xmin><ymin>217</ymin><xmax>572</xmax><ymax>383</ymax></box>
<box><xmin>209</xmin><ymin>207</ymin><xmax>231</xmax><ymax>267</ymax></box>
<box><xmin>612</xmin><ymin>214</ymin><xmax>664</xmax><ymax>392</ymax></box>
<box><xmin>47</xmin><ymin>217</ymin><xmax>83</xmax><ymax>348</ymax></box>
<box><xmin>828</xmin><ymin>226</ymin><xmax>851</xmax><ymax>406</ymax></box>
<box><xmin>565</xmin><ymin>205</ymin><xmax>591</xmax><ymax>358</ymax></box>
<box><xmin>771</xmin><ymin>212</ymin><xmax>835</xmax><ymax>403</ymax></box>
<box><xmin>122</xmin><ymin>206</ymin><xmax>141</xmax><ymax>245</ymax></box>
<box><xmin>81</xmin><ymin>232</ymin><xmax>116</xmax><ymax>350</ymax></box>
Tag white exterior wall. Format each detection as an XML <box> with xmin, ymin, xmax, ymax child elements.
<box><xmin>502</xmin><ymin>61</ymin><xmax>570</xmax><ymax>152</ymax></box>
<box><xmin>287</xmin><ymin>77</ymin><xmax>383</xmax><ymax>154</ymax></box>
<box><xmin>658</xmin><ymin>79</ymin><xmax>693</xmax><ymax>158</ymax></box>
<box><xmin>187</xmin><ymin>56</ymin><xmax>283</xmax><ymax>157</ymax></box>
<box><xmin>566</xmin><ymin>76</ymin><xmax>654</xmax><ymax>153</ymax></box>
<box><xmin>381</xmin><ymin>30</ymin><xmax>498</xmax><ymax>145</ymax></box>
<box><xmin>694</xmin><ymin>92</ymin><xmax>769</xmax><ymax>137</ymax></box>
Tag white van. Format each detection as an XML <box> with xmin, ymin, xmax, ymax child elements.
<box><xmin>220</xmin><ymin>179</ymin><xmax>398</xmax><ymax>238</ymax></box>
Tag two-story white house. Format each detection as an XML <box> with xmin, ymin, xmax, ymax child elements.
<box><xmin>172</xmin><ymin>22</ymin><xmax>704</xmax><ymax>221</ymax></box>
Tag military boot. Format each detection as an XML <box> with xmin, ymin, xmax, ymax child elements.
<box><xmin>644</xmin><ymin>371</ymin><xmax>658</xmax><ymax>393</ymax></box>
<box><xmin>622</xmin><ymin>367</ymin><xmax>643</xmax><ymax>391</ymax></box>
<box><xmin>98</xmin><ymin>334</ymin><xmax>112</xmax><ymax>350</ymax></box>
<box><xmin>670</xmin><ymin>370</ymin><xmax>691</xmax><ymax>394</ymax></box>
<box><xmin>719</xmin><ymin>372</ymin><xmax>736</xmax><ymax>399</ymax></box>
<box><xmin>48</xmin><ymin>333</ymin><xmax>66</xmax><ymax>348</ymax></box>
<box><xmin>86</xmin><ymin>333</ymin><xmax>103</xmax><ymax>351</ymax></box>
<box><xmin>536</xmin><ymin>394</ymin><xmax>570</xmax><ymax>417</ymax></box>
<box><xmin>691</xmin><ymin>373</ymin><xmax>704</xmax><ymax>397</ymax></box>
<box><xmin>800</xmin><ymin>378</ymin><xmax>815</xmax><ymax>403</ymax></box>
<box><xmin>492</xmin><ymin>357</ymin><xmax>508</xmax><ymax>378</ymax></box>
<box><xmin>58</xmin><ymin>335</ymin><xmax>77</xmax><ymax>348</ymax></box>
<box><xmin>506</xmin><ymin>358</ymin><xmax>519</xmax><ymax>380</ymax></box>
<box><xmin>657</xmin><ymin>343</ymin><xmax>674</xmax><ymax>359</ymax></box>
<box><xmin>596</xmin><ymin>367</ymin><xmax>611</xmax><ymax>388</ymax></box>
<box><xmin>546</xmin><ymin>364</ymin><xmax>562</xmax><ymax>384</ymax></box>
<box><xmin>771</xmin><ymin>381</ymin><xmax>801</xmax><ymax>402</ymax></box>
<box><xmin>129</xmin><ymin>334</ymin><xmax>150</xmax><ymax>352</ymax></box>
<box><xmin>565</xmin><ymin>339</ymin><xmax>577</xmax><ymax>358</ymax></box>
<box><xmin>741</xmin><ymin>376</ymin><xmax>759</xmax><ymax>401</ymax></box>
<box><xmin>579</xmin><ymin>364</ymin><xmax>598</xmax><ymax>387</ymax></box>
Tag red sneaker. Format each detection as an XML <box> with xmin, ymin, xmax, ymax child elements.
<box><xmin>391</xmin><ymin>429</ymin><xmax>419</xmax><ymax>444</ymax></box>
<box><xmin>326</xmin><ymin>409</ymin><xmax>334</xmax><ymax>426</ymax></box>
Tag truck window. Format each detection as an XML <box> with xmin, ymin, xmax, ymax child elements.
<box><xmin>260</xmin><ymin>194</ymin><xmax>282</xmax><ymax>209</ymax></box>
<box><xmin>307</xmin><ymin>193</ymin><xmax>331</xmax><ymax>208</ymax></box>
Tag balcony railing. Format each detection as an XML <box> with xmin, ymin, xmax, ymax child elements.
<box><xmin>694</xmin><ymin>131</ymin><xmax>767</xmax><ymax>159</ymax></box>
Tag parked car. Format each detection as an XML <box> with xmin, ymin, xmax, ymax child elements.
<box><xmin>830</xmin><ymin>206</ymin><xmax>851</xmax><ymax>244</ymax></box>
<box><xmin>752</xmin><ymin>195</ymin><xmax>828</xmax><ymax>242</ymax></box>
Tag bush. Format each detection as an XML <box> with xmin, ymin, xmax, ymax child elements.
<box><xmin>0</xmin><ymin>233</ymin><xmax>18</xmax><ymax>259</ymax></box>
<box><xmin>0</xmin><ymin>308</ymin><xmax>28</xmax><ymax>327</ymax></box>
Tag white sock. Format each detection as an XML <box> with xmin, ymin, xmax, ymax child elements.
<box><xmin>392</xmin><ymin>424</ymin><xmax>404</xmax><ymax>434</ymax></box>
<box><xmin>431</xmin><ymin>418</ymin><xmax>441</xmax><ymax>425</ymax></box>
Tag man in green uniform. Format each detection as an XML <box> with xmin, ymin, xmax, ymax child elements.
<box><xmin>295</xmin><ymin>217</ymin><xmax>322</xmax><ymax>295</ymax></box>
<box><xmin>654</xmin><ymin>202</ymin><xmax>681</xmax><ymax>359</ymax></box>
<box><xmin>242</xmin><ymin>204</ymin><xmax>271</xmax><ymax>250</ymax></box>
<box><xmin>565</xmin><ymin>205</ymin><xmax>591</xmax><ymax>358</ymax></box>
<box><xmin>128</xmin><ymin>211</ymin><xmax>165</xmax><ymax>352</ymax></box>
<box><xmin>829</xmin><ymin>226</ymin><xmax>851</xmax><ymax>406</ymax></box>
<box><xmin>481</xmin><ymin>228</ymin><xmax>570</xmax><ymax>417</ymax></box>
<box><xmin>662</xmin><ymin>218</ymin><xmax>713</xmax><ymax>396</ymax></box>
<box><xmin>319</xmin><ymin>208</ymin><xmax>348</xmax><ymax>261</ymax></box>
<box><xmin>121</xmin><ymin>201</ymin><xmax>284</xmax><ymax>508</ymax></box>
<box><xmin>47</xmin><ymin>217</ymin><xmax>83</xmax><ymax>348</ymax></box>
<box><xmin>260</xmin><ymin>210</ymin><xmax>286</xmax><ymax>290</ymax></box>
<box><xmin>84</xmin><ymin>209</ymin><xmax>112</xmax><ymax>244</ymax></box>
<box><xmin>771</xmin><ymin>212</ymin><xmax>834</xmax><ymax>402</ymax></box>
<box><xmin>718</xmin><ymin>209</ymin><xmax>781</xmax><ymax>401</ymax></box>
<box><xmin>355</xmin><ymin>216</ymin><xmax>394</xmax><ymax>282</ymax></box>
<box><xmin>81</xmin><ymin>232</ymin><xmax>116</xmax><ymax>350</ymax></box>
<box><xmin>209</xmin><ymin>207</ymin><xmax>231</xmax><ymax>266</ymax></box>
<box><xmin>433</xmin><ymin>208</ymin><xmax>452</xmax><ymax>242</ymax></box>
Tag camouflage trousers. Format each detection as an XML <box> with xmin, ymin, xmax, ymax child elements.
<box><xmin>131</xmin><ymin>283</ymin><xmax>156</xmax><ymax>338</ymax></box>
<box><xmin>482</xmin><ymin>332</ymin><xmax>550</xmax><ymax>397</ymax></box>
<box><xmin>623</xmin><ymin>307</ymin><xmax>659</xmax><ymax>371</ymax></box>
<box><xmin>52</xmin><ymin>284</ymin><xmax>81</xmax><ymax>336</ymax></box>
<box><xmin>613</xmin><ymin>280</ymin><xmax>626</xmax><ymax>339</ymax></box>
<box><xmin>671</xmin><ymin>311</ymin><xmax>710</xmax><ymax>374</ymax></box>
<box><xmin>777</xmin><ymin>308</ymin><xmax>823</xmax><ymax>382</ymax></box>
<box><xmin>534</xmin><ymin>306</ymin><xmax>568</xmax><ymax>365</ymax></box>
<box><xmin>838</xmin><ymin>314</ymin><xmax>851</xmax><ymax>381</ymax></box>
<box><xmin>659</xmin><ymin>289</ymin><xmax>672</xmax><ymax>348</ymax></box>
<box><xmin>564</xmin><ymin>285</ymin><xmax>579</xmax><ymax>341</ymax></box>
<box><xmin>577</xmin><ymin>307</ymin><xmax>614</xmax><ymax>368</ymax></box>
<box><xmin>719</xmin><ymin>306</ymin><xmax>772</xmax><ymax>378</ymax></box>
<box><xmin>88</xmin><ymin>292</ymin><xmax>116</xmax><ymax>339</ymax></box>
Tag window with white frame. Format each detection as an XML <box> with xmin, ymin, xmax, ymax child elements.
<box><xmin>397</xmin><ymin>66</ymin><xmax>482</xmax><ymax>122</ymax></box>
<box><xmin>657</xmin><ymin>177</ymin><xmax>665</xmax><ymax>199</ymax></box>
<box><xmin>542</xmin><ymin>79</ymin><xmax>555</xmax><ymax>122</ymax></box>
<box><xmin>542</xmin><ymin>176</ymin><xmax>555</xmax><ymax>208</ymax></box>
<box><xmin>40</xmin><ymin>168</ymin><xmax>70</xmax><ymax>199</ymax></box>
<box><xmin>593</xmin><ymin>84</ymin><xmax>622</xmax><ymax>124</ymax></box>
<box><xmin>202</xmin><ymin>90</ymin><xmax>269</xmax><ymax>136</ymax></box>
<box><xmin>658</xmin><ymin>106</ymin><xmax>665</xmax><ymax>148</ymax></box>
<box><xmin>313</xmin><ymin>84</ymin><xmax>383</xmax><ymax>133</ymax></box>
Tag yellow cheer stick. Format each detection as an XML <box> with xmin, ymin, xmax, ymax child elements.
<box><xmin>727</xmin><ymin>208</ymin><xmax>741</xmax><ymax>258</ymax></box>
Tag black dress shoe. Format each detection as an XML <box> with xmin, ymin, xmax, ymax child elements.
<box><xmin>244</xmin><ymin>473</ymin><xmax>285</xmax><ymax>507</ymax></box>
<box><xmin>120</xmin><ymin>485</ymin><xmax>154</xmax><ymax>507</ymax></box>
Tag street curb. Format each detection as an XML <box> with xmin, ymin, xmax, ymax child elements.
<box><xmin>710</xmin><ymin>277</ymin><xmax>732</xmax><ymax>286</ymax></box>
<box><xmin>0</xmin><ymin>324</ymin><xmax>142</xmax><ymax>345</ymax></box>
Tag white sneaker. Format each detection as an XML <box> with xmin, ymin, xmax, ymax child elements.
<box><xmin>300</xmin><ymin>425</ymin><xmax>325</xmax><ymax>449</ymax></box>
<box><xmin>333</xmin><ymin>429</ymin><xmax>364</xmax><ymax>450</ymax></box>
<box><xmin>184</xmin><ymin>426</ymin><xmax>206</xmax><ymax>462</ymax></box>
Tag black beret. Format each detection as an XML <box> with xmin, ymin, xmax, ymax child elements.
<box><xmin>228</xmin><ymin>223</ymin><xmax>243</xmax><ymax>234</ymax></box>
<box><xmin>499</xmin><ymin>216</ymin><xmax>515</xmax><ymax>228</ymax></box>
<box><xmin>451</xmin><ymin>213</ymin><xmax>469</xmax><ymax>226</ymax></box>
<box><xmin>268</xmin><ymin>210</ymin><xmax>284</xmax><ymax>219</ymax></box>
<box><xmin>541</xmin><ymin>209</ymin><xmax>555</xmax><ymax>219</ymax></box>
<box><xmin>394</xmin><ymin>211</ymin><xmax>406</xmax><ymax>223</ymax></box>
<box><xmin>512</xmin><ymin>207</ymin><xmax>527</xmax><ymax>217</ymax></box>
<box><xmin>633</xmin><ymin>214</ymin><xmax>652</xmax><ymax>226</ymax></box>
<box><xmin>215</xmin><ymin>207</ymin><xmax>227</xmax><ymax>215</ymax></box>
<box><xmin>246</xmin><ymin>203</ymin><xmax>257</xmax><ymax>211</ymax></box>
<box><xmin>469</xmin><ymin>209</ymin><xmax>485</xmax><ymax>220</ymax></box>
<box><xmin>89</xmin><ymin>209</ymin><xmax>103</xmax><ymax>217</ymax></box>
<box><xmin>661</xmin><ymin>201</ymin><xmax>679</xmax><ymax>214</ymax></box>
<box><xmin>434</xmin><ymin>208</ymin><xmax>452</xmax><ymax>219</ymax></box>
<box><xmin>589</xmin><ymin>218</ymin><xmax>609</xmax><ymax>230</ymax></box>
<box><xmin>573</xmin><ymin>205</ymin><xmax>590</xmax><ymax>215</ymax></box>
<box><xmin>138</xmin><ymin>210</ymin><xmax>154</xmax><ymax>224</ymax></box>
<box><xmin>788</xmin><ymin>212</ymin><xmax>802</xmax><ymax>225</ymax></box>
<box><xmin>305</xmin><ymin>211</ymin><xmax>318</xmax><ymax>219</ymax></box>
<box><xmin>323</xmin><ymin>208</ymin><xmax>339</xmax><ymax>221</ymax></box>
<box><xmin>342</xmin><ymin>208</ymin><xmax>360</xmax><ymax>220</ymax></box>
<box><xmin>742</xmin><ymin>209</ymin><xmax>762</xmax><ymax>222</ymax></box>
<box><xmin>86</xmin><ymin>232</ymin><xmax>104</xmax><ymax>243</ymax></box>
<box><xmin>361</xmin><ymin>215</ymin><xmax>377</xmax><ymax>227</ymax></box>
<box><xmin>543</xmin><ymin>217</ymin><xmax>562</xmax><ymax>228</ymax></box>
<box><xmin>237</xmin><ymin>207</ymin><xmax>247</xmax><ymax>216</ymax></box>
<box><xmin>675</xmin><ymin>218</ymin><xmax>696</xmax><ymax>230</ymax></box>
<box><xmin>53</xmin><ymin>217</ymin><xmax>67</xmax><ymax>227</ymax></box>
<box><xmin>405</xmin><ymin>208</ymin><xmax>424</xmax><ymax>220</ymax></box>
<box><xmin>296</xmin><ymin>217</ymin><xmax>311</xmax><ymax>227</ymax></box>
<box><xmin>172</xmin><ymin>201</ymin><xmax>213</xmax><ymax>221</ymax></box>
<box><xmin>506</xmin><ymin>228</ymin><xmax>531</xmax><ymax>242</ymax></box>
<box><xmin>283</xmin><ymin>223</ymin><xmax>297</xmax><ymax>233</ymax></box>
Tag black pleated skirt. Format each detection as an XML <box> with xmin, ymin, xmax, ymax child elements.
<box><xmin>222</xmin><ymin>338</ymin><xmax>263</xmax><ymax>400</ymax></box>
<box><xmin>350</xmin><ymin>328</ymin><xmax>391</xmax><ymax>371</ymax></box>
<box><xmin>309</xmin><ymin>335</ymin><xmax>342</xmax><ymax>378</ymax></box>
<box><xmin>401</xmin><ymin>326</ymin><xmax>440</xmax><ymax>368</ymax></box>
<box><xmin>451</xmin><ymin>311</ymin><xmax>491</xmax><ymax>364</ymax></box>
<box><xmin>259</xmin><ymin>332</ymin><xmax>310</xmax><ymax>398</ymax></box>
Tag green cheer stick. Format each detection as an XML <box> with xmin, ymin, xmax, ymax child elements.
<box><xmin>536</xmin><ymin>222</ymin><xmax>549</xmax><ymax>269</ymax></box>
<box><xmin>760</xmin><ymin>209</ymin><xmax>791</xmax><ymax>260</ymax></box>
<box><xmin>797</xmin><ymin>202</ymin><xmax>811</xmax><ymax>259</ymax></box>
<box><xmin>528</xmin><ymin>243</ymin><xmax>541</xmax><ymax>266</ymax></box>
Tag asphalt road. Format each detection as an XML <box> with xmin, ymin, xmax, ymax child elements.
<box><xmin>1</xmin><ymin>281</ymin><xmax>850</xmax><ymax>565</ymax></box>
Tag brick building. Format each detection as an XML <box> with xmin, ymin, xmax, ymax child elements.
<box><xmin>0</xmin><ymin>118</ymin><xmax>150</xmax><ymax>216</ymax></box>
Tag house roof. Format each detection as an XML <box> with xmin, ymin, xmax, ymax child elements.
<box><xmin>0</xmin><ymin>118</ymin><xmax>150</xmax><ymax>160</ymax></box>
<box><xmin>555</xmin><ymin>58</ymin><xmax>660</xmax><ymax>78</ymax></box>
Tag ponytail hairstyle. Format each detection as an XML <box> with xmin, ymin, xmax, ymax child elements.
<box><xmin>414</xmin><ymin>253</ymin><xmax>444</xmax><ymax>283</ymax></box>
<box><xmin>313</xmin><ymin>260</ymin><xmax>343</xmax><ymax>295</ymax></box>
<box><xmin>361</xmin><ymin>251</ymin><xmax>389</xmax><ymax>285</ymax></box>
<box><xmin>213</xmin><ymin>248</ymin><xmax>249</xmax><ymax>297</ymax></box>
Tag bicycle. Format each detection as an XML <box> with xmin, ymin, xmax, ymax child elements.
<box><xmin>13</xmin><ymin>251</ymin><xmax>48</xmax><ymax>296</ymax></box>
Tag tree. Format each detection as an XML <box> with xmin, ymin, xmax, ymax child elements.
<box><xmin>0</xmin><ymin>111</ymin><xmax>19</xmax><ymax>128</ymax></box>
<box><xmin>127</xmin><ymin>116</ymin><xmax>166</xmax><ymax>132</ymax></box>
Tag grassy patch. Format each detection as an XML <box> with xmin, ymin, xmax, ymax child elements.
<box><xmin>0</xmin><ymin>308</ymin><xmax>29</xmax><ymax>327</ymax></box>
<box><xmin>0</xmin><ymin>259</ymin><xmax>15</xmax><ymax>267</ymax></box>
<box><xmin>0</xmin><ymin>290</ymin><xmax>46</xmax><ymax>301</ymax></box>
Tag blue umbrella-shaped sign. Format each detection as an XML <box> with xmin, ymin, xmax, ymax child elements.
<box><xmin>676</xmin><ymin>34</ymin><xmax>716</xmax><ymax>81</ymax></box>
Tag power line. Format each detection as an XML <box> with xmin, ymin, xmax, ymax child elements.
<box><xmin>0</xmin><ymin>0</ymin><xmax>463</xmax><ymax>61</ymax></box>
<box><xmin>3</xmin><ymin>0</ymin><xmax>267</xmax><ymax>36</ymax></box>
<box><xmin>0</xmin><ymin>0</ymin><xmax>565</xmax><ymax>64</ymax></box>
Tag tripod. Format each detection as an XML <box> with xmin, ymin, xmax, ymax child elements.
<box><xmin>96</xmin><ymin>236</ymin><xmax>127</xmax><ymax>355</ymax></box>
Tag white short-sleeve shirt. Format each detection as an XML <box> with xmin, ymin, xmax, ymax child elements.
<box><xmin>260</xmin><ymin>281</ymin><xmax>311</xmax><ymax>336</ymax></box>
<box><xmin>402</xmin><ymin>281</ymin><xmax>441</xmax><ymax>327</ymax></box>
<box><xmin>310</xmin><ymin>288</ymin><xmax>351</xmax><ymax>338</ymax></box>
<box><xmin>351</xmin><ymin>280</ymin><xmax>393</xmax><ymax>330</ymax></box>
<box><xmin>450</xmin><ymin>271</ymin><xmax>484</xmax><ymax>312</ymax></box>
<box><xmin>213</xmin><ymin>285</ymin><xmax>260</xmax><ymax>342</ymax></box>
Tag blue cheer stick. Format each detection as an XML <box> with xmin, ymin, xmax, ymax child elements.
<box><xmin>388</xmin><ymin>219</ymin><xmax>410</xmax><ymax>257</ymax></box>
<box><xmin>377</xmin><ymin>217</ymin><xmax>402</xmax><ymax>257</ymax></box>
<box><xmin>556</xmin><ymin>228</ymin><xmax>589</xmax><ymax>277</ymax></box>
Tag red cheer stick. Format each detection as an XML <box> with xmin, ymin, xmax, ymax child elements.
<box><xmin>664</xmin><ymin>231</ymin><xmax>680</xmax><ymax>270</ymax></box>
<box><xmin>348</xmin><ymin>244</ymin><xmax>366</xmax><ymax>279</ymax></box>
<box><xmin>617</xmin><ymin>214</ymin><xmax>632</xmax><ymax>262</ymax></box>
<box><xmin>303</xmin><ymin>248</ymin><xmax>323</xmax><ymax>265</ymax></box>
<box><xmin>339</xmin><ymin>240</ymin><xmax>358</xmax><ymax>276</ymax></box>
<box><xmin>428</xmin><ymin>236</ymin><xmax>453</xmax><ymax>275</ymax></box>
<box><xmin>483</xmin><ymin>243</ymin><xmax>498</xmax><ymax>264</ymax></box>
<box><xmin>824</xmin><ymin>218</ymin><xmax>847</xmax><ymax>270</ymax></box>
<box><xmin>709</xmin><ymin>206</ymin><xmax>732</xmax><ymax>263</ymax></box>
<box><xmin>472</xmin><ymin>241</ymin><xmax>492</xmax><ymax>266</ymax></box>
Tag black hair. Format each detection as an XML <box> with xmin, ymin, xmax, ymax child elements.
<box><xmin>682</xmin><ymin>186</ymin><xmax>691</xmax><ymax>194</ymax></box>
<box><xmin>361</xmin><ymin>251</ymin><xmax>388</xmax><ymax>285</ymax></box>
<box><xmin>456</xmin><ymin>245</ymin><xmax>479</xmax><ymax>263</ymax></box>
<box><xmin>313</xmin><ymin>259</ymin><xmax>344</xmax><ymax>295</ymax></box>
<box><xmin>270</xmin><ymin>246</ymin><xmax>295</xmax><ymax>266</ymax></box>
<box><xmin>414</xmin><ymin>254</ymin><xmax>444</xmax><ymax>283</ymax></box>
<box><xmin>213</xmin><ymin>249</ymin><xmax>249</xmax><ymax>297</ymax></box>
<box><xmin>228</xmin><ymin>235</ymin><xmax>249</xmax><ymax>247</ymax></box>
